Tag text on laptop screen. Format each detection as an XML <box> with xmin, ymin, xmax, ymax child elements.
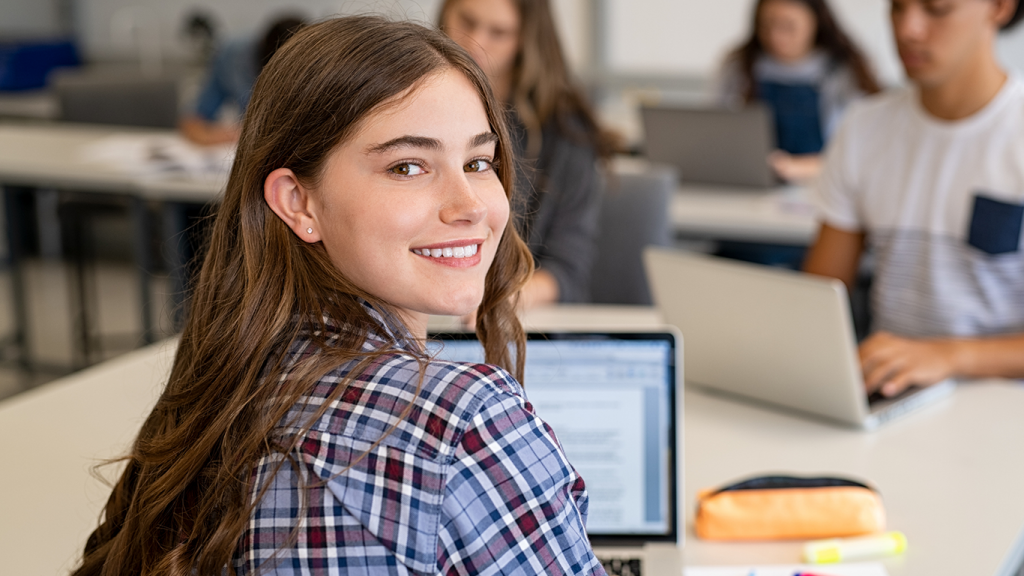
<box><xmin>426</xmin><ymin>334</ymin><xmax>675</xmax><ymax>537</ymax></box>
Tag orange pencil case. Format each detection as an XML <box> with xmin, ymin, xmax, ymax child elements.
<box><xmin>695</xmin><ymin>475</ymin><xmax>886</xmax><ymax>541</ymax></box>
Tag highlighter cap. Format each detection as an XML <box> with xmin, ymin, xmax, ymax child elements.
<box><xmin>802</xmin><ymin>531</ymin><xmax>907</xmax><ymax>563</ymax></box>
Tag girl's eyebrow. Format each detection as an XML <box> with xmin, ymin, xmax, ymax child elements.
<box><xmin>366</xmin><ymin>135</ymin><xmax>441</xmax><ymax>155</ymax></box>
<box><xmin>366</xmin><ymin>132</ymin><xmax>496</xmax><ymax>155</ymax></box>
<box><xmin>470</xmin><ymin>132</ymin><xmax>498</xmax><ymax>148</ymax></box>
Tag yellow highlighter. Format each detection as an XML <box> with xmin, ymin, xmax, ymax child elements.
<box><xmin>803</xmin><ymin>531</ymin><xmax>907</xmax><ymax>563</ymax></box>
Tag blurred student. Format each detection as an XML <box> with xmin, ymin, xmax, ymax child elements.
<box><xmin>179</xmin><ymin>15</ymin><xmax>304</xmax><ymax>146</ymax></box>
<box><xmin>805</xmin><ymin>0</ymin><xmax>1024</xmax><ymax>397</ymax></box>
<box><xmin>440</xmin><ymin>0</ymin><xmax>617</xmax><ymax>307</ymax></box>
<box><xmin>720</xmin><ymin>0</ymin><xmax>880</xmax><ymax>182</ymax></box>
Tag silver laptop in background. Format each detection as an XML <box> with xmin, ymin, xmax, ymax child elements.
<box><xmin>426</xmin><ymin>330</ymin><xmax>684</xmax><ymax>575</ymax></box>
<box><xmin>641</xmin><ymin>104</ymin><xmax>777</xmax><ymax>189</ymax></box>
<box><xmin>643</xmin><ymin>247</ymin><xmax>955</xmax><ymax>430</ymax></box>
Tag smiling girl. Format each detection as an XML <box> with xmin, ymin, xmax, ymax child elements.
<box><xmin>73</xmin><ymin>16</ymin><xmax>604</xmax><ymax>576</ymax></box>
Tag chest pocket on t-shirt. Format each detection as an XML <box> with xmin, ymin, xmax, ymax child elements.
<box><xmin>967</xmin><ymin>193</ymin><xmax>1024</xmax><ymax>255</ymax></box>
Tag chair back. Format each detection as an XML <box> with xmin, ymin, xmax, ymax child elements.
<box><xmin>589</xmin><ymin>163</ymin><xmax>676</xmax><ymax>305</ymax></box>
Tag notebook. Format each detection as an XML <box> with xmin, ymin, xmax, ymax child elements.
<box><xmin>427</xmin><ymin>330</ymin><xmax>684</xmax><ymax>575</ymax></box>
<box><xmin>644</xmin><ymin>247</ymin><xmax>955</xmax><ymax>430</ymax></box>
<box><xmin>641</xmin><ymin>104</ymin><xmax>778</xmax><ymax>189</ymax></box>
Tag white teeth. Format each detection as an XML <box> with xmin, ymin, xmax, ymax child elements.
<box><xmin>415</xmin><ymin>244</ymin><xmax>479</xmax><ymax>259</ymax></box>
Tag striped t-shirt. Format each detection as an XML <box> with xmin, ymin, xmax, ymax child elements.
<box><xmin>814</xmin><ymin>76</ymin><xmax>1024</xmax><ymax>338</ymax></box>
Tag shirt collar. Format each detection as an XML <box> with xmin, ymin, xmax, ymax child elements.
<box><xmin>311</xmin><ymin>298</ymin><xmax>420</xmax><ymax>354</ymax></box>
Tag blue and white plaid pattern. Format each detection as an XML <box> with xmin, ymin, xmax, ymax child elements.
<box><xmin>232</xmin><ymin>313</ymin><xmax>605</xmax><ymax>575</ymax></box>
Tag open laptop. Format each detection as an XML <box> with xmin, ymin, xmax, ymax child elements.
<box><xmin>641</xmin><ymin>103</ymin><xmax>778</xmax><ymax>188</ymax></box>
<box><xmin>426</xmin><ymin>330</ymin><xmax>684</xmax><ymax>575</ymax></box>
<box><xmin>643</xmin><ymin>247</ymin><xmax>955</xmax><ymax>430</ymax></box>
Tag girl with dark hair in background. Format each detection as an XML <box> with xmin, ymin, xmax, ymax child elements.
<box><xmin>440</xmin><ymin>0</ymin><xmax>618</xmax><ymax>308</ymax></box>
<box><xmin>74</xmin><ymin>16</ymin><xmax>605</xmax><ymax>576</ymax></box>
<box><xmin>720</xmin><ymin>0</ymin><xmax>881</xmax><ymax>182</ymax></box>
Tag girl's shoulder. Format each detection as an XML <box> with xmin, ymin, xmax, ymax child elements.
<box><xmin>276</xmin><ymin>343</ymin><xmax>526</xmax><ymax>464</ymax></box>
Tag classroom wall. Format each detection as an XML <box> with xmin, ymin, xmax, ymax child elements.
<box><xmin>68</xmin><ymin>0</ymin><xmax>588</xmax><ymax>68</ymax></box>
<box><xmin>603</xmin><ymin>0</ymin><xmax>1024</xmax><ymax>85</ymax></box>
<box><xmin>0</xmin><ymin>0</ymin><xmax>63</xmax><ymax>37</ymax></box>
<box><xmin>74</xmin><ymin>0</ymin><xmax>429</xmax><ymax>62</ymax></box>
<box><xmin>8</xmin><ymin>0</ymin><xmax>1024</xmax><ymax>87</ymax></box>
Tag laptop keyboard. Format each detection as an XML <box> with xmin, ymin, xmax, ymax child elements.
<box><xmin>599</xmin><ymin>557</ymin><xmax>642</xmax><ymax>576</ymax></box>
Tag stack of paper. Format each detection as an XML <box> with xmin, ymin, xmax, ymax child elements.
<box><xmin>685</xmin><ymin>562</ymin><xmax>889</xmax><ymax>576</ymax></box>
<box><xmin>79</xmin><ymin>133</ymin><xmax>235</xmax><ymax>179</ymax></box>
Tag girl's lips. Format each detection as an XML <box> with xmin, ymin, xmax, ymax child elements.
<box><xmin>411</xmin><ymin>242</ymin><xmax>482</xmax><ymax>268</ymax></box>
<box><xmin>411</xmin><ymin>238</ymin><xmax>486</xmax><ymax>251</ymax></box>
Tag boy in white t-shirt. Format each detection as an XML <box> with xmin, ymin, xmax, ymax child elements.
<box><xmin>805</xmin><ymin>0</ymin><xmax>1024</xmax><ymax>397</ymax></box>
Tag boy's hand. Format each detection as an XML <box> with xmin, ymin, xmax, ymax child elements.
<box><xmin>859</xmin><ymin>331</ymin><xmax>955</xmax><ymax>397</ymax></box>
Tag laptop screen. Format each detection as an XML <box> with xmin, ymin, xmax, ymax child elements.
<box><xmin>426</xmin><ymin>332</ymin><xmax>679</xmax><ymax>543</ymax></box>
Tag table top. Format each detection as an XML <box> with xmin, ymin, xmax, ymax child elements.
<box><xmin>672</xmin><ymin>183</ymin><xmax>819</xmax><ymax>245</ymax></box>
<box><xmin>613</xmin><ymin>155</ymin><xmax>820</xmax><ymax>245</ymax></box>
<box><xmin>1</xmin><ymin>305</ymin><xmax>1022</xmax><ymax>575</ymax></box>
<box><xmin>682</xmin><ymin>383</ymin><xmax>1024</xmax><ymax>576</ymax></box>
<box><xmin>0</xmin><ymin>339</ymin><xmax>176</xmax><ymax>576</ymax></box>
<box><xmin>0</xmin><ymin>122</ymin><xmax>226</xmax><ymax>202</ymax></box>
<box><xmin>0</xmin><ymin>122</ymin><xmax>819</xmax><ymax>244</ymax></box>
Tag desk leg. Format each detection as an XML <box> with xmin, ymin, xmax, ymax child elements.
<box><xmin>161</xmin><ymin>201</ymin><xmax>189</xmax><ymax>332</ymax></box>
<box><xmin>130</xmin><ymin>198</ymin><xmax>154</xmax><ymax>344</ymax></box>
<box><xmin>1</xmin><ymin>186</ymin><xmax>30</xmax><ymax>370</ymax></box>
<box><xmin>161</xmin><ymin>201</ymin><xmax>210</xmax><ymax>332</ymax></box>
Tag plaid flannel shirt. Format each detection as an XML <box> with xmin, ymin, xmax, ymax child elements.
<box><xmin>232</xmin><ymin>308</ymin><xmax>605</xmax><ymax>576</ymax></box>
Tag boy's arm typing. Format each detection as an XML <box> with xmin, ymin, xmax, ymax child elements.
<box><xmin>861</xmin><ymin>332</ymin><xmax>1024</xmax><ymax>397</ymax></box>
<box><xmin>802</xmin><ymin>223</ymin><xmax>865</xmax><ymax>290</ymax></box>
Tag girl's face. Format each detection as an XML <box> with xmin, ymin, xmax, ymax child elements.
<box><xmin>442</xmin><ymin>0</ymin><xmax>521</xmax><ymax>85</ymax></box>
<box><xmin>310</xmin><ymin>70</ymin><xmax>509</xmax><ymax>334</ymax></box>
<box><xmin>757</xmin><ymin>0</ymin><xmax>818</xmax><ymax>63</ymax></box>
<box><xmin>891</xmin><ymin>0</ymin><xmax>1004</xmax><ymax>86</ymax></box>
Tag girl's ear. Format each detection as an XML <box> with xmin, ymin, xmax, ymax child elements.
<box><xmin>264</xmin><ymin>167</ymin><xmax>322</xmax><ymax>243</ymax></box>
<box><xmin>994</xmin><ymin>0</ymin><xmax>1020</xmax><ymax>28</ymax></box>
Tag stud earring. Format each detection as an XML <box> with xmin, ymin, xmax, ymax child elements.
<box><xmin>306</xmin><ymin>227</ymin><xmax>313</xmax><ymax>234</ymax></box>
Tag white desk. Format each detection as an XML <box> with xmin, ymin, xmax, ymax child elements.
<box><xmin>0</xmin><ymin>122</ymin><xmax>226</xmax><ymax>202</ymax></box>
<box><xmin>611</xmin><ymin>156</ymin><xmax>820</xmax><ymax>245</ymax></box>
<box><xmin>0</xmin><ymin>122</ymin><xmax>227</xmax><ymax>354</ymax></box>
<box><xmin>0</xmin><ymin>339</ymin><xmax>176</xmax><ymax>576</ymax></box>
<box><xmin>0</xmin><ymin>125</ymin><xmax>820</xmax><ymax>254</ymax></box>
<box><xmin>672</xmin><ymin>183</ymin><xmax>819</xmax><ymax>245</ymax></box>
<box><xmin>682</xmin><ymin>384</ymin><xmax>1024</xmax><ymax>576</ymax></box>
<box><xmin>4</xmin><ymin>306</ymin><xmax>1024</xmax><ymax>576</ymax></box>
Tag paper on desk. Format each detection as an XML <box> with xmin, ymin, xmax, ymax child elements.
<box><xmin>685</xmin><ymin>561</ymin><xmax>888</xmax><ymax>576</ymax></box>
<box><xmin>79</xmin><ymin>134</ymin><xmax>234</xmax><ymax>179</ymax></box>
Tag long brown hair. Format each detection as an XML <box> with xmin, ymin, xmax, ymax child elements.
<box><xmin>74</xmin><ymin>16</ymin><xmax>532</xmax><ymax>576</ymax></box>
<box><xmin>731</xmin><ymin>0</ymin><xmax>880</xmax><ymax>102</ymax></box>
<box><xmin>439</xmin><ymin>0</ymin><xmax>618</xmax><ymax>158</ymax></box>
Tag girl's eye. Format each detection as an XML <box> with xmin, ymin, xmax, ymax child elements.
<box><xmin>389</xmin><ymin>163</ymin><xmax>425</xmax><ymax>176</ymax></box>
<box><xmin>465</xmin><ymin>158</ymin><xmax>493</xmax><ymax>173</ymax></box>
<box><xmin>921</xmin><ymin>0</ymin><xmax>953</xmax><ymax>16</ymax></box>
